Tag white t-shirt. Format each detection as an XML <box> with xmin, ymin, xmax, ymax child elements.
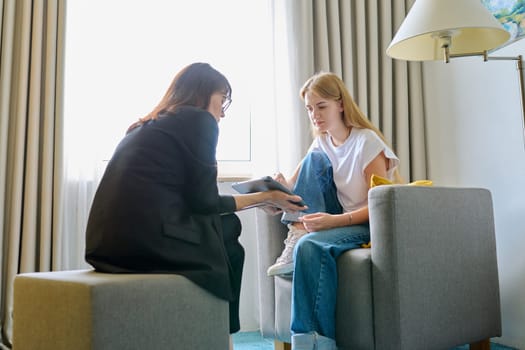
<box><xmin>308</xmin><ymin>127</ymin><xmax>399</xmax><ymax>212</ymax></box>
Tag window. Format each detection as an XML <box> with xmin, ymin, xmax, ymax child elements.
<box><xmin>64</xmin><ymin>0</ymin><xmax>272</xmax><ymax>178</ymax></box>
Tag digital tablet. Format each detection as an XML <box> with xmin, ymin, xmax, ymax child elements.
<box><xmin>232</xmin><ymin>176</ymin><xmax>307</xmax><ymax>206</ymax></box>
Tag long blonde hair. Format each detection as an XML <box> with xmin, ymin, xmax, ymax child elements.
<box><xmin>300</xmin><ymin>72</ymin><xmax>403</xmax><ymax>183</ymax></box>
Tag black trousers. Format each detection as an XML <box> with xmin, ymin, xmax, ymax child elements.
<box><xmin>221</xmin><ymin>213</ymin><xmax>245</xmax><ymax>333</ymax></box>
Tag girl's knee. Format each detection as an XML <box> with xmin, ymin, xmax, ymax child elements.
<box><xmin>305</xmin><ymin>151</ymin><xmax>331</xmax><ymax>167</ymax></box>
<box><xmin>294</xmin><ymin>233</ymin><xmax>322</xmax><ymax>257</ymax></box>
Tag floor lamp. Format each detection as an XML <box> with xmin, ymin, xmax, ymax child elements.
<box><xmin>386</xmin><ymin>0</ymin><xmax>525</xmax><ymax>142</ymax></box>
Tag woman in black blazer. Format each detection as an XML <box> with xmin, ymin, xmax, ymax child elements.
<box><xmin>85</xmin><ymin>62</ymin><xmax>305</xmax><ymax>334</ymax></box>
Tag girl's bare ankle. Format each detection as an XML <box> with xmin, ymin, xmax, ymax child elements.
<box><xmin>292</xmin><ymin>222</ymin><xmax>305</xmax><ymax>230</ymax></box>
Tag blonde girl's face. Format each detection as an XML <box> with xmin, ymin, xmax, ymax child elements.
<box><xmin>304</xmin><ymin>91</ymin><xmax>345</xmax><ymax>133</ymax></box>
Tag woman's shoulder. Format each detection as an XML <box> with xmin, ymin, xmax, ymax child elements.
<box><xmin>351</xmin><ymin>127</ymin><xmax>385</xmax><ymax>145</ymax></box>
<box><xmin>163</xmin><ymin>106</ymin><xmax>213</xmax><ymax>120</ymax></box>
<box><xmin>160</xmin><ymin>106</ymin><xmax>217</xmax><ymax>129</ymax></box>
<box><xmin>352</xmin><ymin>127</ymin><xmax>399</xmax><ymax>161</ymax></box>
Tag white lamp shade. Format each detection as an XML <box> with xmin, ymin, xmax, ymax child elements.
<box><xmin>387</xmin><ymin>0</ymin><xmax>510</xmax><ymax>61</ymax></box>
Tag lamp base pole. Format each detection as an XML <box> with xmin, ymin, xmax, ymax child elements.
<box><xmin>485</xmin><ymin>54</ymin><xmax>525</xmax><ymax>147</ymax></box>
<box><xmin>515</xmin><ymin>56</ymin><xmax>525</xmax><ymax>144</ymax></box>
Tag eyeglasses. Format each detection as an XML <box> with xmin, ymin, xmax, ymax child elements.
<box><xmin>222</xmin><ymin>95</ymin><xmax>232</xmax><ymax>112</ymax></box>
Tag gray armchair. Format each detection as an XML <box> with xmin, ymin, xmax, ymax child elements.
<box><xmin>255</xmin><ymin>185</ymin><xmax>501</xmax><ymax>350</ymax></box>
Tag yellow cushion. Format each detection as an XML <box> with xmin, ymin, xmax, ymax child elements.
<box><xmin>370</xmin><ymin>174</ymin><xmax>433</xmax><ymax>188</ymax></box>
<box><xmin>361</xmin><ymin>175</ymin><xmax>433</xmax><ymax>248</ymax></box>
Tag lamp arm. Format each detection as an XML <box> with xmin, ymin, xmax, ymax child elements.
<box><xmin>444</xmin><ymin>49</ymin><xmax>525</xmax><ymax>145</ymax></box>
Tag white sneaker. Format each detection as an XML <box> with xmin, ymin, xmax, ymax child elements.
<box><xmin>292</xmin><ymin>332</ymin><xmax>337</xmax><ymax>350</ymax></box>
<box><xmin>267</xmin><ymin>224</ymin><xmax>308</xmax><ymax>276</ymax></box>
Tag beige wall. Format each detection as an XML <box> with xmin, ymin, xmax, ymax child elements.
<box><xmin>423</xmin><ymin>40</ymin><xmax>525</xmax><ymax>348</ymax></box>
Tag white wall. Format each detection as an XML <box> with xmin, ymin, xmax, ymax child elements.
<box><xmin>423</xmin><ymin>40</ymin><xmax>525</xmax><ymax>348</ymax></box>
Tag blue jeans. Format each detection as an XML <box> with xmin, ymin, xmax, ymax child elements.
<box><xmin>281</xmin><ymin>151</ymin><xmax>342</xmax><ymax>223</ymax></box>
<box><xmin>288</xmin><ymin>152</ymin><xmax>370</xmax><ymax>348</ymax></box>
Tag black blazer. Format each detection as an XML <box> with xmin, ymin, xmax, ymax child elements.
<box><xmin>85</xmin><ymin>106</ymin><xmax>237</xmax><ymax>301</ymax></box>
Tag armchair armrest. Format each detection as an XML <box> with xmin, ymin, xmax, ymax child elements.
<box><xmin>255</xmin><ymin>209</ymin><xmax>288</xmax><ymax>337</ymax></box>
<box><xmin>369</xmin><ymin>186</ymin><xmax>501</xmax><ymax>350</ymax></box>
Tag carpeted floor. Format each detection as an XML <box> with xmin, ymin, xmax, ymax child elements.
<box><xmin>232</xmin><ymin>331</ymin><xmax>519</xmax><ymax>350</ymax></box>
<box><xmin>232</xmin><ymin>331</ymin><xmax>274</xmax><ymax>350</ymax></box>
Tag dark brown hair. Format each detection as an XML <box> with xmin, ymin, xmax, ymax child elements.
<box><xmin>127</xmin><ymin>62</ymin><xmax>231</xmax><ymax>133</ymax></box>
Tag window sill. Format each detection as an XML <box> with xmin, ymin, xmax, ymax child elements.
<box><xmin>218</xmin><ymin>175</ymin><xmax>252</xmax><ymax>183</ymax></box>
<box><xmin>217</xmin><ymin>161</ymin><xmax>253</xmax><ymax>182</ymax></box>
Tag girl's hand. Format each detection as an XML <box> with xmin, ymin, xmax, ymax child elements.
<box><xmin>300</xmin><ymin>212</ymin><xmax>336</xmax><ymax>232</ymax></box>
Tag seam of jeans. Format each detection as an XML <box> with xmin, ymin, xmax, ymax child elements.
<box><xmin>332</xmin><ymin>233</ymin><xmax>369</xmax><ymax>246</ymax></box>
<box><xmin>313</xmin><ymin>249</ymin><xmax>327</xmax><ymax>334</ymax></box>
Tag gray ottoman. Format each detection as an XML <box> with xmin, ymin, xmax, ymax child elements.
<box><xmin>13</xmin><ymin>269</ymin><xmax>229</xmax><ymax>350</ymax></box>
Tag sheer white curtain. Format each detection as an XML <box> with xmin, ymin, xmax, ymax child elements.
<box><xmin>61</xmin><ymin>1</ymin><xmax>297</xmax><ymax>267</ymax></box>
<box><xmin>251</xmin><ymin>1</ymin><xmax>315</xmax><ymax>178</ymax></box>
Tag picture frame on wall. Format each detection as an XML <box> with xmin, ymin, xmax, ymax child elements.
<box><xmin>482</xmin><ymin>0</ymin><xmax>525</xmax><ymax>47</ymax></box>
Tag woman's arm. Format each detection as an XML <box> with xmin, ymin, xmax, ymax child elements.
<box><xmin>261</xmin><ymin>160</ymin><xmax>304</xmax><ymax>215</ymax></box>
<box><xmin>232</xmin><ymin>190</ymin><xmax>307</xmax><ymax>212</ymax></box>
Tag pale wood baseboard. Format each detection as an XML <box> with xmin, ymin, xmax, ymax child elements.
<box><xmin>274</xmin><ymin>340</ymin><xmax>291</xmax><ymax>350</ymax></box>
<box><xmin>470</xmin><ymin>338</ymin><xmax>491</xmax><ymax>350</ymax></box>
